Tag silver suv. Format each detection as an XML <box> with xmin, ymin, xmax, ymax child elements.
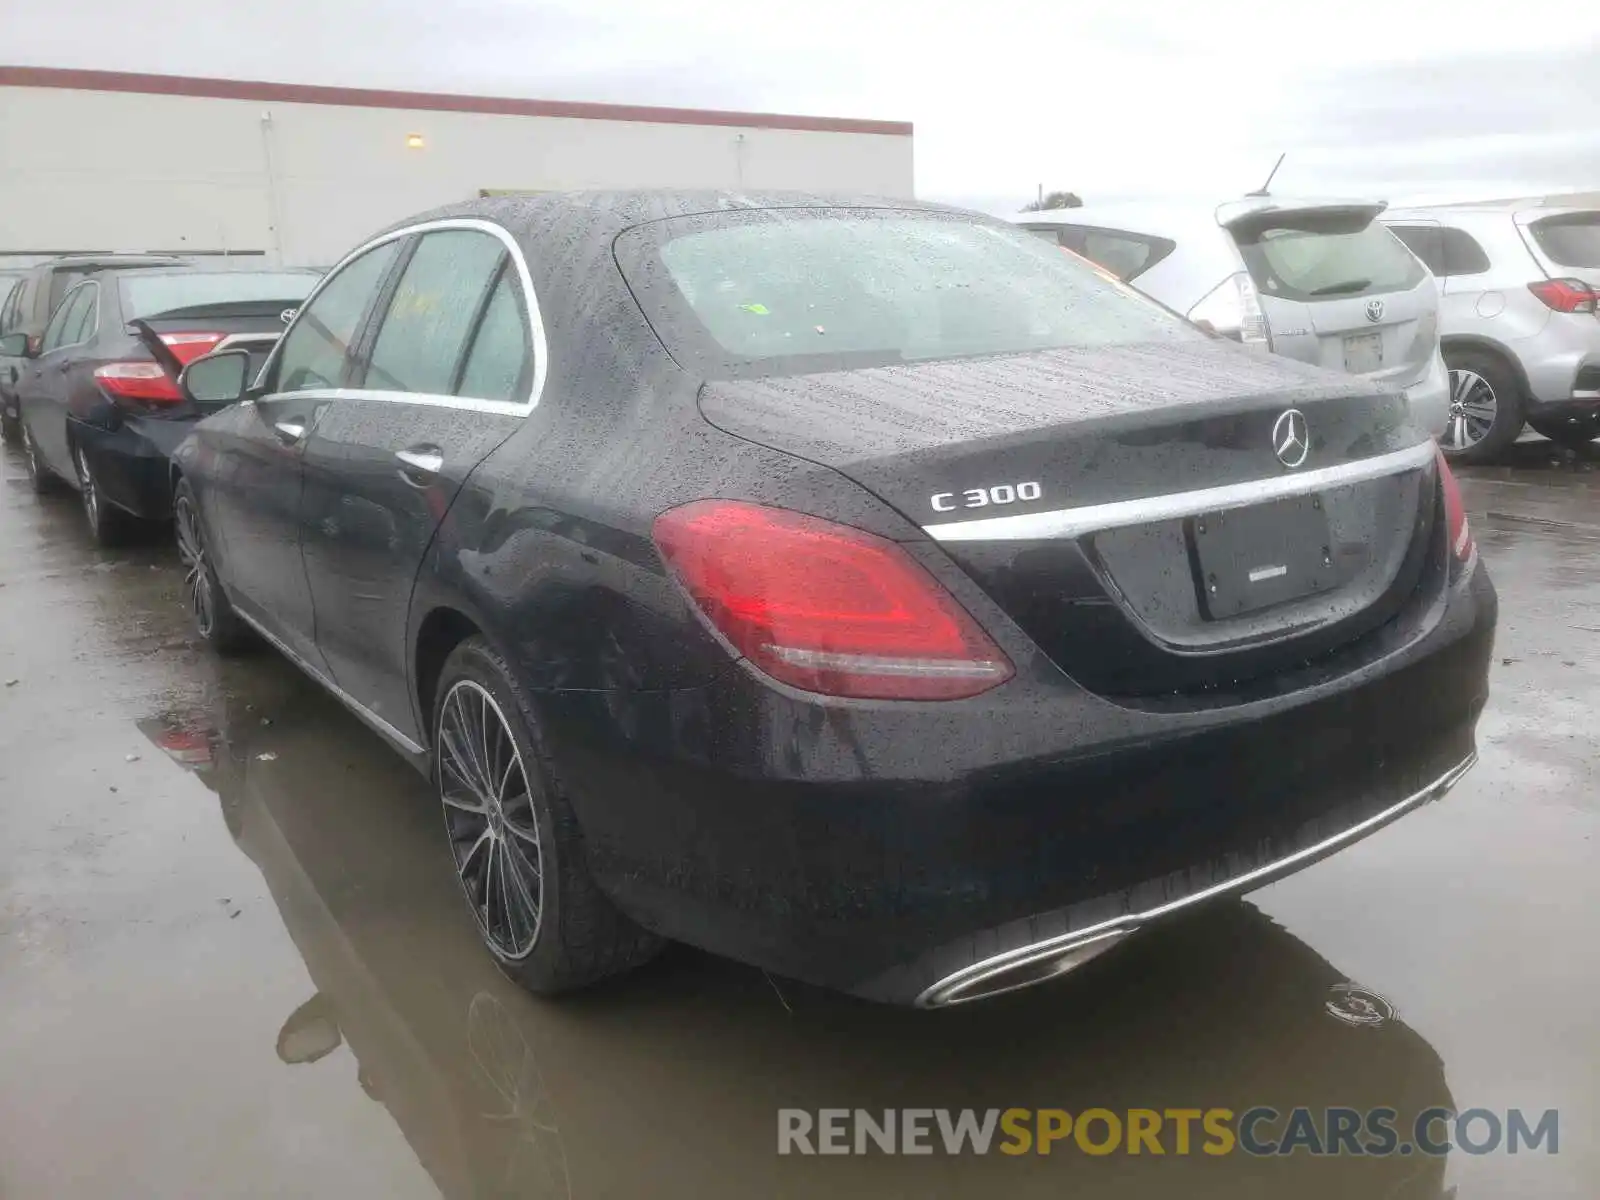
<box><xmin>1016</xmin><ymin>197</ymin><xmax>1449</xmax><ymax>439</ymax></box>
<box><xmin>1382</xmin><ymin>203</ymin><xmax>1600</xmax><ymax>460</ymax></box>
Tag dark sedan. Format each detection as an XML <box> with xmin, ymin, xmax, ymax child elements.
<box><xmin>169</xmin><ymin>192</ymin><xmax>1495</xmax><ymax>1007</ymax></box>
<box><xmin>1</xmin><ymin>266</ymin><xmax>318</xmax><ymax>543</ymax></box>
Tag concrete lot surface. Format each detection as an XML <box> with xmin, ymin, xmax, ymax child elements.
<box><xmin>1</xmin><ymin>440</ymin><xmax>1595</xmax><ymax>1199</ymax></box>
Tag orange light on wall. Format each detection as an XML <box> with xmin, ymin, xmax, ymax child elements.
<box><xmin>405</xmin><ymin>133</ymin><xmax>426</xmax><ymax>149</ymax></box>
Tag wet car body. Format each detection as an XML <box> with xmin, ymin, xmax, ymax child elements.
<box><xmin>8</xmin><ymin>266</ymin><xmax>318</xmax><ymax>535</ymax></box>
<box><xmin>172</xmin><ymin>191</ymin><xmax>1496</xmax><ymax>1007</ymax></box>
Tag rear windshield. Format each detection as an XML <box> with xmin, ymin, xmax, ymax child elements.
<box><xmin>119</xmin><ymin>272</ymin><xmax>318</xmax><ymax>319</ymax></box>
<box><xmin>1529</xmin><ymin>213</ymin><xmax>1600</xmax><ymax>268</ymax></box>
<box><xmin>614</xmin><ymin>209</ymin><xmax>1199</xmax><ymax>378</ymax></box>
<box><xmin>1232</xmin><ymin>214</ymin><xmax>1426</xmax><ymax>303</ymax></box>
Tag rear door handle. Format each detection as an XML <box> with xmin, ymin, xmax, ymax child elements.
<box><xmin>274</xmin><ymin>420</ymin><xmax>307</xmax><ymax>445</ymax></box>
<box><xmin>396</xmin><ymin>445</ymin><xmax>445</xmax><ymax>484</ymax></box>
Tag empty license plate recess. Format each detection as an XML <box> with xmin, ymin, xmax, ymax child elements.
<box><xmin>1191</xmin><ymin>495</ymin><xmax>1335</xmax><ymax>619</ymax></box>
<box><xmin>1343</xmin><ymin>331</ymin><xmax>1384</xmax><ymax>373</ymax></box>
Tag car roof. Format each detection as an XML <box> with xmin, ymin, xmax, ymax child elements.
<box><xmin>1384</xmin><ymin>201</ymin><xmax>1600</xmax><ymax>221</ymax></box>
<box><xmin>34</xmin><ymin>254</ymin><xmax>189</xmax><ymax>272</ymax></box>
<box><xmin>381</xmin><ymin>189</ymin><xmax>970</xmax><ymax>246</ymax></box>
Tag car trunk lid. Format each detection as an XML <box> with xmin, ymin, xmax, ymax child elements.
<box><xmin>129</xmin><ymin>300</ymin><xmax>297</xmax><ymax>415</ymax></box>
<box><xmin>700</xmin><ymin>341</ymin><xmax>1441</xmax><ymax>698</ymax></box>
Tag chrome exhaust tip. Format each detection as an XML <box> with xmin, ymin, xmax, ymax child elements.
<box><xmin>919</xmin><ymin>928</ymin><xmax>1131</xmax><ymax>1008</ymax></box>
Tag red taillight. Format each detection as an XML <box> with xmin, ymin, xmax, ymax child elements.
<box><xmin>1527</xmin><ymin>278</ymin><xmax>1597</xmax><ymax>314</ymax></box>
<box><xmin>1435</xmin><ymin>446</ymin><xmax>1473</xmax><ymax>562</ymax></box>
<box><xmin>652</xmin><ymin>500</ymin><xmax>1014</xmax><ymax>700</ymax></box>
<box><xmin>94</xmin><ymin>361</ymin><xmax>182</xmax><ymax>404</ymax></box>
<box><xmin>158</xmin><ymin>332</ymin><xmax>227</xmax><ymax>364</ymax></box>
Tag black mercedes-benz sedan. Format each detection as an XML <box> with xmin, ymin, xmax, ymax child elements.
<box><xmin>169</xmin><ymin>192</ymin><xmax>1495</xmax><ymax>1007</ymax></box>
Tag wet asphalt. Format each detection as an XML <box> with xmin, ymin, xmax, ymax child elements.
<box><xmin>0</xmin><ymin>439</ymin><xmax>1595</xmax><ymax>1200</ymax></box>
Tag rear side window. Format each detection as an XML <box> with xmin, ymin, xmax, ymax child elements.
<box><xmin>63</xmin><ymin>283</ymin><xmax>99</xmax><ymax>346</ymax></box>
<box><xmin>1393</xmin><ymin>225</ymin><xmax>1492</xmax><ymax>277</ymax></box>
<box><xmin>1529</xmin><ymin>213</ymin><xmax>1600</xmax><ymax>268</ymax></box>
<box><xmin>456</xmin><ymin>270</ymin><xmax>531</xmax><ymax>402</ymax></box>
<box><xmin>1077</xmin><ymin>228</ymin><xmax>1175</xmax><ymax>282</ymax></box>
<box><xmin>1387</xmin><ymin>225</ymin><xmax>1443</xmax><ymax>273</ymax></box>
<box><xmin>40</xmin><ymin>283</ymin><xmax>96</xmax><ymax>352</ymax></box>
<box><xmin>1232</xmin><ymin>214</ymin><xmax>1426</xmax><ymax>302</ymax></box>
<box><xmin>272</xmin><ymin>240</ymin><xmax>401</xmax><ymax>393</ymax></box>
<box><xmin>0</xmin><ymin>282</ymin><xmax>19</xmax><ymax>332</ymax></box>
<box><xmin>364</xmin><ymin>230</ymin><xmax>505</xmax><ymax>395</ymax></box>
<box><xmin>617</xmin><ymin>209</ymin><xmax>1197</xmax><ymax>378</ymax></box>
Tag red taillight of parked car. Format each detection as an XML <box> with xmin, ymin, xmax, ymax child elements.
<box><xmin>653</xmin><ymin>500</ymin><xmax>1014</xmax><ymax>700</ymax></box>
<box><xmin>1527</xmin><ymin>278</ymin><xmax>1598</xmax><ymax>314</ymax></box>
<box><xmin>94</xmin><ymin>361</ymin><xmax>182</xmax><ymax>404</ymax></box>
<box><xmin>1435</xmin><ymin>445</ymin><xmax>1474</xmax><ymax>562</ymax></box>
<box><xmin>157</xmin><ymin>332</ymin><xmax>227</xmax><ymax>364</ymax></box>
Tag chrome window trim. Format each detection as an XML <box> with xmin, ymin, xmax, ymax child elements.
<box><xmin>922</xmin><ymin>439</ymin><xmax>1437</xmax><ymax>543</ymax></box>
<box><xmin>256</xmin><ymin>217</ymin><xmax>548</xmax><ymax>418</ymax></box>
<box><xmin>918</xmin><ymin>751</ymin><xmax>1477</xmax><ymax>1007</ymax></box>
<box><xmin>235</xmin><ymin>609</ymin><xmax>426</xmax><ymax>757</ymax></box>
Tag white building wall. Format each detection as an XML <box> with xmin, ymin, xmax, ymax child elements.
<box><xmin>0</xmin><ymin>84</ymin><xmax>915</xmax><ymax>266</ymax></box>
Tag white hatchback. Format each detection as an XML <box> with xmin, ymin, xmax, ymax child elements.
<box><xmin>1017</xmin><ymin>197</ymin><xmax>1449</xmax><ymax>438</ymax></box>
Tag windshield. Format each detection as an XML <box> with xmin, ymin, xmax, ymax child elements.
<box><xmin>119</xmin><ymin>271</ymin><xmax>318</xmax><ymax>318</ymax></box>
<box><xmin>1232</xmin><ymin>215</ymin><xmax>1426</xmax><ymax>302</ymax></box>
<box><xmin>1529</xmin><ymin>213</ymin><xmax>1600</xmax><ymax>268</ymax></box>
<box><xmin>616</xmin><ymin>208</ymin><xmax>1198</xmax><ymax>377</ymax></box>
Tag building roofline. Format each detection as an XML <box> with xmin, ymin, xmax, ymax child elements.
<box><xmin>0</xmin><ymin>65</ymin><xmax>914</xmax><ymax>137</ymax></box>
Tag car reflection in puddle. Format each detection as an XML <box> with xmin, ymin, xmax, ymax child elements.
<box><xmin>135</xmin><ymin>692</ymin><xmax>1458</xmax><ymax>1200</ymax></box>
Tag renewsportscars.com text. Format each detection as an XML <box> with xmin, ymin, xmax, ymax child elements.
<box><xmin>777</xmin><ymin>1107</ymin><xmax>1559</xmax><ymax>1157</ymax></box>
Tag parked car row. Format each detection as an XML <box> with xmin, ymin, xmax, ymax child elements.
<box><xmin>0</xmin><ymin>256</ymin><xmax>319</xmax><ymax>541</ymax></box>
<box><xmin>7</xmin><ymin>193</ymin><xmax>1495</xmax><ymax>1008</ymax></box>
<box><xmin>1018</xmin><ymin>196</ymin><xmax>1600</xmax><ymax>462</ymax></box>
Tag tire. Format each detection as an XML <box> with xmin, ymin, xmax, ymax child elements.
<box><xmin>174</xmin><ymin>477</ymin><xmax>252</xmax><ymax>653</ymax></box>
<box><xmin>433</xmin><ymin>636</ymin><xmax>663</xmax><ymax>994</ymax></box>
<box><xmin>1527</xmin><ymin>412</ymin><xmax>1600</xmax><ymax>450</ymax></box>
<box><xmin>1441</xmin><ymin>348</ymin><xmax>1525</xmax><ymax>464</ymax></box>
<box><xmin>20</xmin><ymin>420</ymin><xmax>60</xmax><ymax>495</ymax></box>
<box><xmin>0</xmin><ymin>409</ymin><xmax>19</xmax><ymax>446</ymax></box>
<box><xmin>73</xmin><ymin>443</ymin><xmax>131</xmax><ymax>547</ymax></box>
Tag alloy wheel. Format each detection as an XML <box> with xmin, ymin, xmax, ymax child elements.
<box><xmin>439</xmin><ymin>679</ymin><xmax>545</xmax><ymax>960</ymax></box>
<box><xmin>174</xmin><ymin>494</ymin><xmax>215</xmax><ymax>637</ymax></box>
<box><xmin>75</xmin><ymin>446</ymin><xmax>99</xmax><ymax>529</ymax></box>
<box><xmin>1444</xmin><ymin>369</ymin><xmax>1498</xmax><ymax>451</ymax></box>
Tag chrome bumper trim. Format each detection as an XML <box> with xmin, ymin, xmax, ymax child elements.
<box><xmin>922</xmin><ymin>440</ymin><xmax>1436</xmax><ymax>543</ymax></box>
<box><xmin>916</xmin><ymin>751</ymin><xmax>1477</xmax><ymax>1008</ymax></box>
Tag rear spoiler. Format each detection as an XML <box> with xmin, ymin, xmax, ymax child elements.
<box><xmin>1218</xmin><ymin>201</ymin><xmax>1387</xmax><ymax>239</ymax></box>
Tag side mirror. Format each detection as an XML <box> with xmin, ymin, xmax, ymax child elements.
<box><xmin>0</xmin><ymin>332</ymin><xmax>33</xmax><ymax>358</ymax></box>
<box><xmin>181</xmin><ymin>348</ymin><xmax>251</xmax><ymax>406</ymax></box>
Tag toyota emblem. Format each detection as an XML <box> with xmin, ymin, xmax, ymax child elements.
<box><xmin>1272</xmin><ymin>409</ymin><xmax>1310</xmax><ymax>468</ymax></box>
<box><xmin>1364</xmin><ymin>298</ymin><xmax>1385</xmax><ymax>323</ymax></box>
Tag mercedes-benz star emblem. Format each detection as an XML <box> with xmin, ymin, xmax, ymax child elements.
<box><xmin>1272</xmin><ymin>408</ymin><xmax>1310</xmax><ymax>468</ymax></box>
<box><xmin>279</xmin><ymin>308</ymin><xmax>298</xmax><ymax>325</ymax></box>
<box><xmin>1364</xmin><ymin>298</ymin><xmax>1385</xmax><ymax>323</ymax></box>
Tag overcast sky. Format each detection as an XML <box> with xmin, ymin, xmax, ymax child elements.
<box><xmin>9</xmin><ymin>0</ymin><xmax>1600</xmax><ymax>212</ymax></box>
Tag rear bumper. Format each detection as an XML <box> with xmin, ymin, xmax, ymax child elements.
<box><xmin>536</xmin><ymin>562</ymin><xmax>1496</xmax><ymax>1005</ymax></box>
<box><xmin>1520</xmin><ymin>314</ymin><xmax>1600</xmax><ymax>408</ymax></box>
<box><xmin>71</xmin><ymin>417</ymin><xmax>188</xmax><ymax>520</ymax></box>
<box><xmin>1402</xmin><ymin>348</ymin><xmax>1449</xmax><ymax>437</ymax></box>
